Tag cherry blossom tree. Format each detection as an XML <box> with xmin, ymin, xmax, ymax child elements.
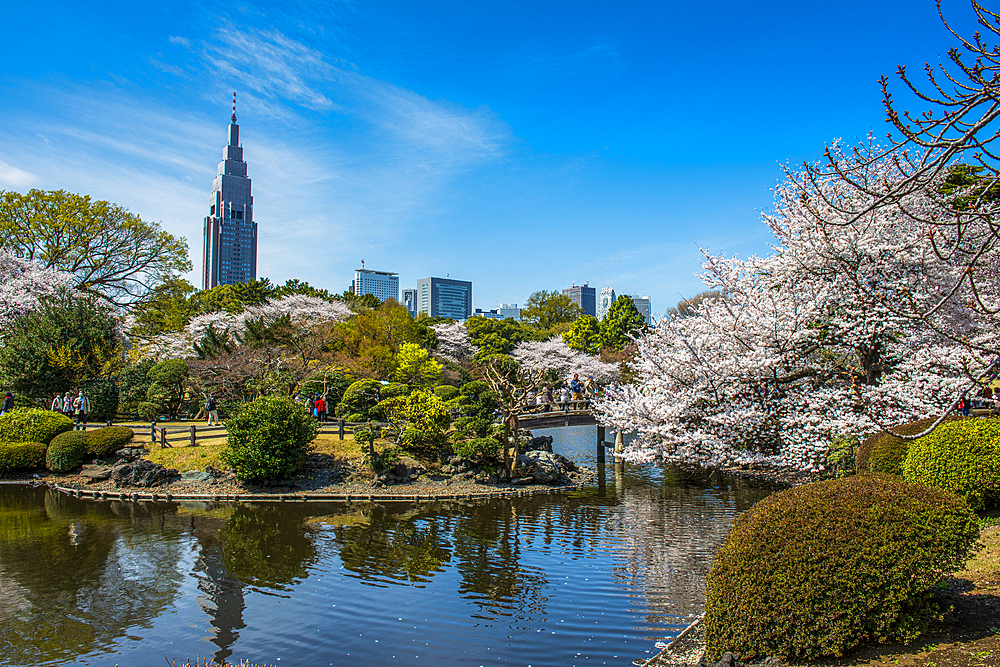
<box><xmin>430</xmin><ymin>322</ymin><xmax>477</xmax><ymax>364</ymax></box>
<box><xmin>0</xmin><ymin>251</ymin><xmax>73</xmax><ymax>330</ymax></box>
<box><xmin>595</xmin><ymin>149</ymin><xmax>990</xmax><ymax>471</ymax></box>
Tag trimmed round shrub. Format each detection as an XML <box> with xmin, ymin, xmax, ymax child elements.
<box><xmin>857</xmin><ymin>416</ymin><xmax>962</xmax><ymax>475</ymax></box>
<box><xmin>901</xmin><ymin>417</ymin><xmax>1000</xmax><ymax>510</ymax></box>
<box><xmin>433</xmin><ymin>385</ymin><xmax>459</xmax><ymax>401</ymax></box>
<box><xmin>344</xmin><ymin>413</ymin><xmax>365</xmax><ymax>423</ymax></box>
<box><xmin>84</xmin><ymin>426</ymin><xmax>135</xmax><ymax>457</ymax></box>
<box><xmin>46</xmin><ymin>431</ymin><xmax>88</xmax><ymax>472</ymax></box>
<box><xmin>0</xmin><ymin>408</ymin><xmax>73</xmax><ymax>445</ymax></box>
<box><xmin>704</xmin><ymin>474</ymin><xmax>979</xmax><ymax>661</ymax></box>
<box><xmin>335</xmin><ymin>380</ymin><xmax>383</xmax><ymax>420</ymax></box>
<box><xmin>0</xmin><ymin>442</ymin><xmax>47</xmax><ymax>472</ymax></box>
<box><xmin>380</xmin><ymin>382</ymin><xmax>410</xmax><ymax>401</ymax></box>
<box><xmin>221</xmin><ymin>397</ymin><xmax>318</xmax><ymax>481</ymax></box>
<box><xmin>453</xmin><ymin>437</ymin><xmax>500</xmax><ymax>461</ymax></box>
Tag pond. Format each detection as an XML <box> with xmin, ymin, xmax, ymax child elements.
<box><xmin>0</xmin><ymin>426</ymin><xmax>775</xmax><ymax>667</ymax></box>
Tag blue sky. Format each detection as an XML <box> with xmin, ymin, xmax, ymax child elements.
<box><xmin>0</xmin><ymin>0</ymin><xmax>977</xmax><ymax>316</ymax></box>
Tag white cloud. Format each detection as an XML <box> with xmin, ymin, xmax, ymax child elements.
<box><xmin>0</xmin><ymin>158</ymin><xmax>38</xmax><ymax>189</ymax></box>
<box><xmin>168</xmin><ymin>35</ymin><xmax>191</xmax><ymax>47</ymax></box>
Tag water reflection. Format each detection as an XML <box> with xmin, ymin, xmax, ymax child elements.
<box><xmin>0</xmin><ymin>426</ymin><xmax>775</xmax><ymax>667</ymax></box>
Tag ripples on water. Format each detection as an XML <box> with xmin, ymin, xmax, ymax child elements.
<box><xmin>0</xmin><ymin>426</ymin><xmax>774</xmax><ymax>667</ymax></box>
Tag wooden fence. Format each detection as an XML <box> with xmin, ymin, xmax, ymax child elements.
<box><xmin>147</xmin><ymin>418</ymin><xmax>389</xmax><ymax>448</ymax></box>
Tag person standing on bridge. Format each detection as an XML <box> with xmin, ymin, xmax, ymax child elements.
<box><xmin>541</xmin><ymin>384</ymin><xmax>553</xmax><ymax>412</ymax></box>
<box><xmin>570</xmin><ymin>374</ymin><xmax>582</xmax><ymax>402</ymax></box>
<box><xmin>559</xmin><ymin>384</ymin><xmax>572</xmax><ymax>412</ymax></box>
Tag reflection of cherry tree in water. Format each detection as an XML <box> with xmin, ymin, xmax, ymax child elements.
<box><xmin>334</xmin><ymin>504</ymin><xmax>451</xmax><ymax>586</ymax></box>
<box><xmin>0</xmin><ymin>488</ymin><xmax>184</xmax><ymax>665</ymax></box>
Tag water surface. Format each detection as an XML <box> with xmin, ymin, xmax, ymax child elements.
<box><xmin>0</xmin><ymin>426</ymin><xmax>773</xmax><ymax>666</ymax></box>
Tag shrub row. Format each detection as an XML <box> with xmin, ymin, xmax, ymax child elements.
<box><xmin>0</xmin><ymin>442</ymin><xmax>47</xmax><ymax>472</ymax></box>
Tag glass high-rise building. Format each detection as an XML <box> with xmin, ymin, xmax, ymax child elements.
<box><xmin>401</xmin><ymin>288</ymin><xmax>417</xmax><ymax>316</ymax></box>
<box><xmin>598</xmin><ymin>287</ymin><xmax>616</xmax><ymax>321</ymax></box>
<box><xmin>417</xmin><ymin>277</ymin><xmax>472</xmax><ymax>320</ymax></box>
<box><xmin>203</xmin><ymin>95</ymin><xmax>258</xmax><ymax>289</ymax></box>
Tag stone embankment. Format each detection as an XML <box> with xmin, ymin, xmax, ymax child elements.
<box><xmin>38</xmin><ymin>434</ymin><xmax>594</xmax><ymax>503</ymax></box>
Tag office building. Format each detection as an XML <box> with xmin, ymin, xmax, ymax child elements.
<box><xmin>562</xmin><ymin>283</ymin><xmax>596</xmax><ymax>317</ymax></box>
<box><xmin>417</xmin><ymin>277</ymin><xmax>472</xmax><ymax>320</ymax></box>
<box><xmin>630</xmin><ymin>295</ymin><xmax>652</xmax><ymax>325</ymax></box>
<box><xmin>351</xmin><ymin>268</ymin><xmax>399</xmax><ymax>302</ymax></box>
<box><xmin>473</xmin><ymin>303</ymin><xmax>520</xmax><ymax>320</ymax></box>
<box><xmin>597</xmin><ymin>287</ymin><xmax>616</xmax><ymax>321</ymax></box>
<box><xmin>203</xmin><ymin>94</ymin><xmax>258</xmax><ymax>289</ymax></box>
<box><xmin>402</xmin><ymin>288</ymin><xmax>417</xmax><ymax>316</ymax></box>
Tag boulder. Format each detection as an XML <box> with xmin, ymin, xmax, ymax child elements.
<box><xmin>180</xmin><ymin>470</ymin><xmax>213</xmax><ymax>483</ymax></box>
<box><xmin>80</xmin><ymin>464</ymin><xmax>113</xmax><ymax>481</ymax></box>
<box><xmin>519</xmin><ymin>451</ymin><xmax>563</xmax><ymax>483</ymax></box>
<box><xmin>391</xmin><ymin>456</ymin><xmax>426</xmax><ymax>480</ymax></box>
<box><xmin>523</xmin><ymin>435</ymin><xmax>553</xmax><ymax>453</ymax></box>
<box><xmin>112</xmin><ymin>459</ymin><xmax>178</xmax><ymax>488</ymax></box>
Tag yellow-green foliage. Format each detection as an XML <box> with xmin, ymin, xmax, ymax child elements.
<box><xmin>0</xmin><ymin>408</ymin><xmax>73</xmax><ymax>445</ymax></box>
<box><xmin>0</xmin><ymin>442</ymin><xmax>47</xmax><ymax>472</ymax></box>
<box><xmin>221</xmin><ymin>397</ymin><xmax>318</xmax><ymax>481</ymax></box>
<box><xmin>84</xmin><ymin>426</ymin><xmax>134</xmax><ymax>457</ymax></box>
<box><xmin>704</xmin><ymin>474</ymin><xmax>979</xmax><ymax>661</ymax></box>
<box><xmin>46</xmin><ymin>431</ymin><xmax>88</xmax><ymax>472</ymax></box>
<box><xmin>902</xmin><ymin>418</ymin><xmax>1000</xmax><ymax>510</ymax></box>
<box><xmin>856</xmin><ymin>417</ymin><xmax>962</xmax><ymax>475</ymax></box>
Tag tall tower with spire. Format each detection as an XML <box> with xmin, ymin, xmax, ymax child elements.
<box><xmin>202</xmin><ymin>92</ymin><xmax>258</xmax><ymax>289</ymax></box>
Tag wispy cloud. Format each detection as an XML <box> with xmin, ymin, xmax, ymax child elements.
<box><xmin>0</xmin><ymin>158</ymin><xmax>38</xmax><ymax>189</ymax></box>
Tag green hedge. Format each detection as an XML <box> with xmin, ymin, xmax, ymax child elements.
<box><xmin>85</xmin><ymin>426</ymin><xmax>135</xmax><ymax>457</ymax></box>
<box><xmin>0</xmin><ymin>408</ymin><xmax>73</xmax><ymax>445</ymax></box>
<box><xmin>704</xmin><ymin>474</ymin><xmax>979</xmax><ymax>661</ymax></box>
<box><xmin>0</xmin><ymin>442</ymin><xmax>47</xmax><ymax>472</ymax></box>
<box><xmin>453</xmin><ymin>437</ymin><xmax>500</xmax><ymax>461</ymax></box>
<box><xmin>221</xmin><ymin>397</ymin><xmax>318</xmax><ymax>481</ymax></box>
<box><xmin>433</xmin><ymin>385</ymin><xmax>459</xmax><ymax>401</ymax></box>
<box><xmin>902</xmin><ymin>418</ymin><xmax>1000</xmax><ymax>510</ymax></box>
<box><xmin>856</xmin><ymin>416</ymin><xmax>964</xmax><ymax>475</ymax></box>
<box><xmin>46</xmin><ymin>431</ymin><xmax>88</xmax><ymax>472</ymax></box>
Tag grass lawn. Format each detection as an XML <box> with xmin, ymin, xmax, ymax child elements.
<box><xmin>135</xmin><ymin>420</ymin><xmax>368</xmax><ymax>473</ymax></box>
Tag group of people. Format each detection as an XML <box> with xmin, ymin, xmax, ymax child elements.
<box><xmin>49</xmin><ymin>391</ymin><xmax>92</xmax><ymax>424</ymax></box>
<box><xmin>526</xmin><ymin>374</ymin><xmax>599</xmax><ymax>413</ymax></box>
<box><xmin>295</xmin><ymin>393</ymin><xmax>329</xmax><ymax>422</ymax></box>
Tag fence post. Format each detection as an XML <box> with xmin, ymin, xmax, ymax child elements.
<box><xmin>190</xmin><ymin>425</ymin><xmax>197</xmax><ymax>447</ymax></box>
<box><xmin>106</xmin><ymin>421</ymin><xmax>112</xmax><ymax>428</ymax></box>
<box><xmin>159</xmin><ymin>427</ymin><xmax>168</xmax><ymax>448</ymax></box>
<box><xmin>339</xmin><ymin>418</ymin><xmax>345</xmax><ymax>440</ymax></box>
<box><xmin>150</xmin><ymin>422</ymin><xmax>156</xmax><ymax>443</ymax></box>
<box><xmin>597</xmin><ymin>425</ymin><xmax>605</xmax><ymax>464</ymax></box>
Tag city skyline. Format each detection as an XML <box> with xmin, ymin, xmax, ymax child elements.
<box><xmin>0</xmin><ymin>0</ymin><xmax>969</xmax><ymax>318</ymax></box>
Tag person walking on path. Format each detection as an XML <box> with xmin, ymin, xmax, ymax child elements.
<box><xmin>62</xmin><ymin>393</ymin><xmax>74</xmax><ymax>419</ymax></box>
<box><xmin>51</xmin><ymin>392</ymin><xmax>64</xmax><ymax>414</ymax></box>
<box><xmin>1</xmin><ymin>392</ymin><xmax>13</xmax><ymax>416</ymax></box>
<box><xmin>205</xmin><ymin>394</ymin><xmax>219</xmax><ymax>426</ymax></box>
<box><xmin>314</xmin><ymin>394</ymin><xmax>327</xmax><ymax>423</ymax></box>
<box><xmin>73</xmin><ymin>390</ymin><xmax>91</xmax><ymax>426</ymax></box>
<box><xmin>541</xmin><ymin>384</ymin><xmax>553</xmax><ymax>413</ymax></box>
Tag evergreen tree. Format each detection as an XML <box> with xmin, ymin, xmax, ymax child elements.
<box><xmin>562</xmin><ymin>315</ymin><xmax>601</xmax><ymax>355</ymax></box>
<box><xmin>600</xmin><ymin>296</ymin><xmax>647</xmax><ymax>351</ymax></box>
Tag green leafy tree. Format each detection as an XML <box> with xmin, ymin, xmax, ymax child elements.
<box><xmin>189</xmin><ymin>278</ymin><xmax>274</xmax><ymax>315</ymax></box>
<box><xmin>393</xmin><ymin>343</ymin><xmax>442</xmax><ymax>386</ymax></box>
<box><xmin>336</xmin><ymin>379</ymin><xmax>384</xmax><ymax>420</ymax></box>
<box><xmin>379</xmin><ymin>388</ymin><xmax>450</xmax><ymax>452</ymax></box>
<box><xmin>146</xmin><ymin>359</ymin><xmax>190</xmax><ymax>420</ymax></box>
<box><xmin>129</xmin><ymin>277</ymin><xmax>196</xmax><ymax>338</ymax></box>
<box><xmin>0</xmin><ymin>189</ymin><xmax>192</xmax><ymax>307</ymax></box>
<box><xmin>562</xmin><ymin>315</ymin><xmax>601</xmax><ymax>355</ymax></box>
<box><xmin>117</xmin><ymin>359</ymin><xmax>156</xmax><ymax>414</ymax></box>
<box><xmin>0</xmin><ymin>293</ymin><xmax>123</xmax><ymax>399</ymax></box>
<box><xmin>465</xmin><ymin>316</ymin><xmax>530</xmax><ymax>361</ymax></box>
<box><xmin>600</xmin><ymin>295</ymin><xmax>647</xmax><ymax>351</ymax></box>
<box><xmin>337</xmin><ymin>290</ymin><xmax>382</xmax><ymax>311</ymax></box>
<box><xmin>519</xmin><ymin>290</ymin><xmax>582</xmax><ymax>331</ymax></box>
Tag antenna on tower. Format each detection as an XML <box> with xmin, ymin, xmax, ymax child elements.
<box><xmin>231</xmin><ymin>92</ymin><xmax>237</xmax><ymax>123</ymax></box>
<box><xmin>361</xmin><ymin>259</ymin><xmax>365</xmax><ymax>270</ymax></box>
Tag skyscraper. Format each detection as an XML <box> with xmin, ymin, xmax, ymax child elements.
<box><xmin>598</xmin><ymin>287</ymin><xmax>616</xmax><ymax>321</ymax></box>
<box><xmin>417</xmin><ymin>277</ymin><xmax>472</xmax><ymax>320</ymax></box>
<box><xmin>203</xmin><ymin>93</ymin><xmax>258</xmax><ymax>290</ymax></box>
<box><xmin>562</xmin><ymin>283</ymin><xmax>596</xmax><ymax>317</ymax></box>
<box><xmin>630</xmin><ymin>295</ymin><xmax>652</xmax><ymax>325</ymax></box>
<box><xmin>401</xmin><ymin>288</ymin><xmax>417</xmax><ymax>316</ymax></box>
<box><xmin>351</xmin><ymin>267</ymin><xmax>399</xmax><ymax>302</ymax></box>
